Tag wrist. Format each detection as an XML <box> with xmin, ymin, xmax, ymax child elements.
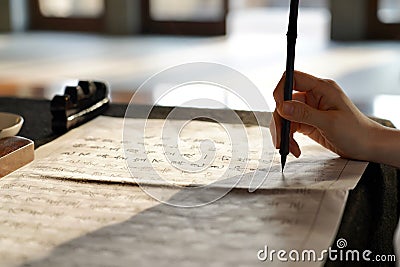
<box><xmin>367</xmin><ymin>122</ymin><xmax>400</xmax><ymax>168</ymax></box>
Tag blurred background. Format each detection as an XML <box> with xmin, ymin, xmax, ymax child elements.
<box><xmin>0</xmin><ymin>0</ymin><xmax>399</xmax><ymax>126</ymax></box>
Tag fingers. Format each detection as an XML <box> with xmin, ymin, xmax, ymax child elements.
<box><xmin>290</xmin><ymin>137</ymin><xmax>301</xmax><ymax>158</ymax></box>
<box><xmin>270</xmin><ymin>109</ymin><xmax>302</xmax><ymax>158</ymax></box>
<box><xmin>292</xmin><ymin>92</ymin><xmax>306</xmax><ymax>103</ymax></box>
<box><xmin>272</xmin><ymin>71</ymin><xmax>351</xmax><ymax>159</ymax></box>
<box><xmin>273</xmin><ymin>71</ymin><xmax>343</xmax><ymax>106</ymax></box>
<box><xmin>270</xmin><ymin>110</ymin><xmax>281</xmax><ymax>149</ymax></box>
<box><xmin>277</xmin><ymin>100</ymin><xmax>329</xmax><ymax>129</ymax></box>
<box><xmin>273</xmin><ymin>74</ymin><xmax>286</xmax><ymax>106</ymax></box>
<box><xmin>293</xmin><ymin>71</ymin><xmax>340</xmax><ymax>97</ymax></box>
<box><xmin>292</xmin><ymin>71</ymin><xmax>322</xmax><ymax>93</ymax></box>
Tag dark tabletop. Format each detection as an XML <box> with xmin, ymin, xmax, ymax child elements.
<box><xmin>0</xmin><ymin>97</ymin><xmax>398</xmax><ymax>267</ymax></box>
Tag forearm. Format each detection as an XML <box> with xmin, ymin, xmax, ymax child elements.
<box><xmin>368</xmin><ymin>124</ymin><xmax>400</xmax><ymax>168</ymax></box>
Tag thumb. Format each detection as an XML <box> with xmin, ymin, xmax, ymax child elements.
<box><xmin>278</xmin><ymin>100</ymin><xmax>327</xmax><ymax>128</ymax></box>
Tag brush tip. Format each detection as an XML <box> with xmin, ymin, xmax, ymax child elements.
<box><xmin>281</xmin><ymin>155</ymin><xmax>287</xmax><ymax>172</ymax></box>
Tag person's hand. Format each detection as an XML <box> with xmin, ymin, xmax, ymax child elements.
<box><xmin>271</xmin><ymin>71</ymin><xmax>381</xmax><ymax>161</ymax></box>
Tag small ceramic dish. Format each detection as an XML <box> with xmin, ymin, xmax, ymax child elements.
<box><xmin>0</xmin><ymin>112</ymin><xmax>24</xmax><ymax>139</ymax></box>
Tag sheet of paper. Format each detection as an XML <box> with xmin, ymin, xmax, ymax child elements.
<box><xmin>29</xmin><ymin>116</ymin><xmax>367</xmax><ymax>190</ymax></box>
<box><xmin>0</xmin><ymin>172</ymin><xmax>348</xmax><ymax>267</ymax></box>
<box><xmin>0</xmin><ymin>116</ymin><xmax>357</xmax><ymax>266</ymax></box>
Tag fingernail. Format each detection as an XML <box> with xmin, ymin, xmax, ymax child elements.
<box><xmin>282</xmin><ymin>102</ymin><xmax>294</xmax><ymax>115</ymax></box>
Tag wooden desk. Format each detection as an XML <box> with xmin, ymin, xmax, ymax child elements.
<box><xmin>0</xmin><ymin>97</ymin><xmax>398</xmax><ymax>266</ymax></box>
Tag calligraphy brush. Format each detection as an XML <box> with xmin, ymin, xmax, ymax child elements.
<box><xmin>280</xmin><ymin>0</ymin><xmax>299</xmax><ymax>172</ymax></box>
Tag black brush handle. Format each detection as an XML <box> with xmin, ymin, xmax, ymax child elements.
<box><xmin>279</xmin><ymin>0</ymin><xmax>299</xmax><ymax>171</ymax></box>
